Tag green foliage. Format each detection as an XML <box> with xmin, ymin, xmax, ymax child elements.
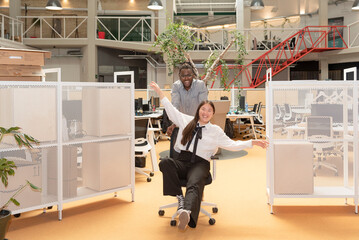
<box><xmin>202</xmin><ymin>30</ymin><xmax>248</xmax><ymax>89</ymax></box>
<box><xmin>153</xmin><ymin>21</ymin><xmax>198</xmax><ymax>75</ymax></box>
<box><xmin>0</xmin><ymin>127</ymin><xmax>41</xmax><ymax>211</ymax></box>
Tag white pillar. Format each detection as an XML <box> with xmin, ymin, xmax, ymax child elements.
<box><xmin>236</xmin><ymin>0</ymin><xmax>251</xmax><ymax>88</ymax></box>
<box><xmin>320</xmin><ymin>58</ymin><xmax>329</xmax><ymax>80</ymax></box>
<box><xmin>318</xmin><ymin>0</ymin><xmax>328</xmax><ymax>26</ymax></box>
<box><xmin>84</xmin><ymin>0</ymin><xmax>98</xmax><ymax>82</ymax></box>
<box><xmin>165</xmin><ymin>0</ymin><xmax>174</xmax><ymax>86</ymax></box>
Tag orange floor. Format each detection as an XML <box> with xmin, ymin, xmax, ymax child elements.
<box><xmin>6</xmin><ymin>138</ymin><xmax>359</xmax><ymax>240</ymax></box>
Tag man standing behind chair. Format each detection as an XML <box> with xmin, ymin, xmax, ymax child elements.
<box><xmin>167</xmin><ymin>62</ymin><xmax>208</xmax><ymax>159</ymax></box>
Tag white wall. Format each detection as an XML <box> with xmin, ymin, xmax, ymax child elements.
<box><xmin>44</xmin><ymin>48</ymin><xmax>82</xmax><ymax>82</ymax></box>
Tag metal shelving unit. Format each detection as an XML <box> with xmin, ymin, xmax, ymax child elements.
<box><xmin>266</xmin><ymin>69</ymin><xmax>358</xmax><ymax>214</ymax></box>
<box><xmin>0</xmin><ymin>71</ymin><xmax>135</xmax><ymax>220</ymax></box>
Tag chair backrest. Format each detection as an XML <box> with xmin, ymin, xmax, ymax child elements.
<box><xmin>251</xmin><ymin>103</ymin><xmax>258</xmax><ymax>113</ymax></box>
<box><xmin>135</xmin><ymin>119</ymin><xmax>148</xmax><ymax>139</ymax></box>
<box><xmin>306</xmin><ymin>116</ymin><xmax>333</xmax><ymax>139</ymax></box>
<box><xmin>211</xmin><ymin>100</ymin><xmax>230</xmax><ymax>130</ymax></box>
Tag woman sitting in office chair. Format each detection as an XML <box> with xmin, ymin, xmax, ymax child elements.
<box><xmin>150</xmin><ymin>82</ymin><xmax>268</xmax><ymax>231</ymax></box>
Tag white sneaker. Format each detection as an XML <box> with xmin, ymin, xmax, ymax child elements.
<box><xmin>178</xmin><ymin>209</ymin><xmax>190</xmax><ymax>230</ymax></box>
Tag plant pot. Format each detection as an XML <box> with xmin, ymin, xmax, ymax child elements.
<box><xmin>98</xmin><ymin>31</ymin><xmax>105</xmax><ymax>39</ymax></box>
<box><xmin>0</xmin><ymin>210</ymin><xmax>11</xmax><ymax>240</ymax></box>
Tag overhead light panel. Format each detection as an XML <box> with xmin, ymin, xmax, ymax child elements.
<box><xmin>353</xmin><ymin>0</ymin><xmax>359</xmax><ymax>10</ymax></box>
<box><xmin>250</xmin><ymin>0</ymin><xmax>264</xmax><ymax>10</ymax></box>
<box><xmin>147</xmin><ymin>0</ymin><xmax>163</xmax><ymax>10</ymax></box>
<box><xmin>46</xmin><ymin>0</ymin><xmax>63</xmax><ymax>10</ymax></box>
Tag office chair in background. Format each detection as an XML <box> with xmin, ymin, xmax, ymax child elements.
<box><xmin>158</xmin><ymin>157</ymin><xmax>218</xmax><ymax>226</ymax></box>
<box><xmin>306</xmin><ymin>116</ymin><xmax>343</xmax><ymax>176</ymax></box>
<box><xmin>241</xmin><ymin>102</ymin><xmax>265</xmax><ymax>139</ymax></box>
<box><xmin>135</xmin><ymin>119</ymin><xmax>154</xmax><ymax>182</ymax></box>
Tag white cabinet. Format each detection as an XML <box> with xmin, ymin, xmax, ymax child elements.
<box><xmin>0</xmin><ymin>79</ymin><xmax>134</xmax><ymax>220</ymax></box>
<box><xmin>0</xmin><ymin>88</ymin><xmax>57</xmax><ymax>142</ymax></box>
<box><xmin>82</xmin><ymin>140</ymin><xmax>131</xmax><ymax>191</ymax></box>
<box><xmin>274</xmin><ymin>142</ymin><xmax>314</xmax><ymax>194</ymax></box>
<box><xmin>82</xmin><ymin>88</ymin><xmax>131</xmax><ymax>137</ymax></box>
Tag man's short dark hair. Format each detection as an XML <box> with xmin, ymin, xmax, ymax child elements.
<box><xmin>179</xmin><ymin>62</ymin><xmax>197</xmax><ymax>78</ymax></box>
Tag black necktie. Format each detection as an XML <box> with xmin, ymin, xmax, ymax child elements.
<box><xmin>186</xmin><ymin>123</ymin><xmax>205</xmax><ymax>163</ymax></box>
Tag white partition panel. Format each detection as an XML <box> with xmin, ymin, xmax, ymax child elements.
<box><xmin>0</xmin><ymin>79</ymin><xmax>134</xmax><ymax>219</ymax></box>
<box><xmin>266</xmin><ymin>80</ymin><xmax>358</xmax><ymax>213</ymax></box>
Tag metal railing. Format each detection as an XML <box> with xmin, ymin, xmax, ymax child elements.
<box><xmin>0</xmin><ymin>13</ymin><xmax>23</xmax><ymax>43</ymax></box>
<box><xmin>96</xmin><ymin>16</ymin><xmax>165</xmax><ymax>43</ymax></box>
<box><xmin>347</xmin><ymin>20</ymin><xmax>359</xmax><ymax>48</ymax></box>
<box><xmin>18</xmin><ymin>16</ymin><xmax>88</xmax><ymax>39</ymax></box>
<box><xmin>188</xmin><ymin>27</ymin><xmax>302</xmax><ymax>51</ymax></box>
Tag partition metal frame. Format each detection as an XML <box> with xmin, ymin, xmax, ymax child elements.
<box><xmin>266</xmin><ymin>79</ymin><xmax>359</xmax><ymax>214</ymax></box>
<box><xmin>0</xmin><ymin>71</ymin><xmax>135</xmax><ymax>220</ymax></box>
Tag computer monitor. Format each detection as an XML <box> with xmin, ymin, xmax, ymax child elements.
<box><xmin>311</xmin><ymin>103</ymin><xmax>343</xmax><ymax>124</ymax></box>
<box><xmin>239</xmin><ymin>96</ymin><xmax>246</xmax><ymax>111</ymax></box>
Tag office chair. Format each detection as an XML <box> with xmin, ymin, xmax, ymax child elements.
<box><xmin>238</xmin><ymin>103</ymin><xmax>258</xmax><ymax>136</ymax></box>
<box><xmin>241</xmin><ymin>102</ymin><xmax>265</xmax><ymax>139</ymax></box>
<box><xmin>158</xmin><ymin>157</ymin><xmax>218</xmax><ymax>226</ymax></box>
<box><xmin>135</xmin><ymin>118</ymin><xmax>154</xmax><ymax>182</ymax></box>
<box><xmin>306</xmin><ymin>116</ymin><xmax>342</xmax><ymax>176</ymax></box>
<box><xmin>283</xmin><ymin>103</ymin><xmax>297</xmax><ymax>123</ymax></box>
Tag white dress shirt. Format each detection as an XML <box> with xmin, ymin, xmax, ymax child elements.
<box><xmin>162</xmin><ymin>97</ymin><xmax>253</xmax><ymax>161</ymax></box>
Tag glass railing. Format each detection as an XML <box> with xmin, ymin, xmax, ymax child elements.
<box><xmin>0</xmin><ymin>13</ymin><xmax>23</xmax><ymax>43</ymax></box>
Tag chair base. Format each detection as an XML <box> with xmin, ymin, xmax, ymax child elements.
<box><xmin>158</xmin><ymin>201</ymin><xmax>218</xmax><ymax>225</ymax></box>
<box><xmin>135</xmin><ymin>167</ymin><xmax>154</xmax><ymax>182</ymax></box>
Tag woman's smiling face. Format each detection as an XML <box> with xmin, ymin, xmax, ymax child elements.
<box><xmin>198</xmin><ymin>103</ymin><xmax>214</xmax><ymax>125</ymax></box>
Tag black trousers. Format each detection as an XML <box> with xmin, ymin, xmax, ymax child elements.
<box><xmin>159</xmin><ymin>151</ymin><xmax>210</xmax><ymax>228</ymax></box>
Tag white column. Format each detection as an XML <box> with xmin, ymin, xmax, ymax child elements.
<box><xmin>318</xmin><ymin>0</ymin><xmax>328</xmax><ymax>26</ymax></box>
<box><xmin>84</xmin><ymin>0</ymin><xmax>98</xmax><ymax>82</ymax></box>
<box><xmin>319</xmin><ymin>0</ymin><xmax>328</xmax><ymax>79</ymax></box>
<box><xmin>236</xmin><ymin>0</ymin><xmax>251</xmax><ymax>88</ymax></box>
<box><xmin>320</xmin><ymin>58</ymin><xmax>329</xmax><ymax>80</ymax></box>
<box><xmin>165</xmin><ymin>0</ymin><xmax>174</xmax><ymax>86</ymax></box>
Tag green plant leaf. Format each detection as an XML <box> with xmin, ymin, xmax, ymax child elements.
<box><xmin>27</xmin><ymin>180</ymin><xmax>41</xmax><ymax>191</ymax></box>
<box><xmin>10</xmin><ymin>198</ymin><xmax>20</xmax><ymax>206</ymax></box>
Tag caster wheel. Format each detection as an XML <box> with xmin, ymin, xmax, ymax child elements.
<box><xmin>209</xmin><ymin>218</ymin><xmax>216</xmax><ymax>225</ymax></box>
<box><xmin>212</xmin><ymin>207</ymin><xmax>218</xmax><ymax>213</ymax></box>
<box><xmin>170</xmin><ymin>220</ymin><xmax>177</xmax><ymax>226</ymax></box>
<box><xmin>150</xmin><ymin>172</ymin><xmax>154</xmax><ymax>177</ymax></box>
<box><xmin>147</xmin><ymin>177</ymin><xmax>152</xmax><ymax>182</ymax></box>
<box><xmin>13</xmin><ymin>213</ymin><xmax>21</xmax><ymax>218</ymax></box>
<box><xmin>158</xmin><ymin>210</ymin><xmax>165</xmax><ymax>216</ymax></box>
<box><xmin>47</xmin><ymin>206</ymin><xmax>53</xmax><ymax>210</ymax></box>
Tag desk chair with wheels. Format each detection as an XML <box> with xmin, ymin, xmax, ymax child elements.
<box><xmin>135</xmin><ymin>118</ymin><xmax>154</xmax><ymax>182</ymax></box>
<box><xmin>158</xmin><ymin>156</ymin><xmax>218</xmax><ymax>226</ymax></box>
<box><xmin>306</xmin><ymin>116</ymin><xmax>342</xmax><ymax>176</ymax></box>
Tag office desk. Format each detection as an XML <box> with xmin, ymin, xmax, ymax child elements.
<box><xmin>227</xmin><ymin>112</ymin><xmax>258</xmax><ymax>139</ymax></box>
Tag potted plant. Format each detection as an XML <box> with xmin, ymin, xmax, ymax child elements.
<box><xmin>97</xmin><ymin>22</ymin><xmax>105</xmax><ymax>39</ymax></box>
<box><xmin>0</xmin><ymin>127</ymin><xmax>40</xmax><ymax>240</ymax></box>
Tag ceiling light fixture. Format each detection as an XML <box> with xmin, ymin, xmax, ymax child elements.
<box><xmin>352</xmin><ymin>0</ymin><xmax>359</xmax><ymax>10</ymax></box>
<box><xmin>250</xmin><ymin>0</ymin><xmax>264</xmax><ymax>10</ymax></box>
<box><xmin>46</xmin><ymin>0</ymin><xmax>63</xmax><ymax>10</ymax></box>
<box><xmin>147</xmin><ymin>0</ymin><xmax>163</xmax><ymax>10</ymax></box>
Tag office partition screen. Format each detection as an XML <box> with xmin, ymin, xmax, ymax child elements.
<box><xmin>266</xmin><ymin>80</ymin><xmax>358</xmax><ymax>213</ymax></box>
